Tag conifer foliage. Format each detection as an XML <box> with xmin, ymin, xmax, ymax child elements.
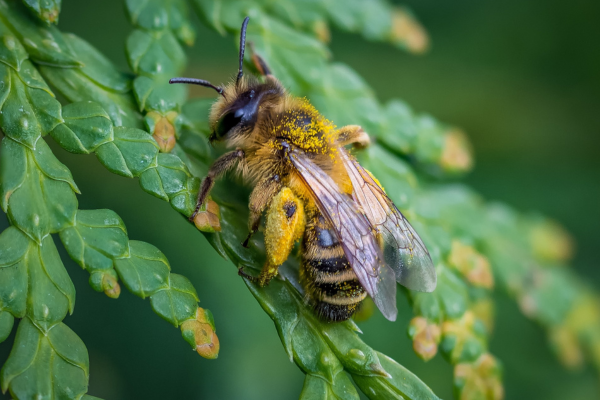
<box><xmin>0</xmin><ymin>1</ymin><xmax>598</xmax><ymax>399</ymax></box>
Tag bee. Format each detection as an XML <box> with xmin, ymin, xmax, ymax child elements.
<box><xmin>170</xmin><ymin>17</ymin><xmax>436</xmax><ymax>322</ymax></box>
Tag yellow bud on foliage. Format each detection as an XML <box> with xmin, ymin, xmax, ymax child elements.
<box><xmin>102</xmin><ymin>272</ymin><xmax>121</xmax><ymax>299</ymax></box>
<box><xmin>313</xmin><ymin>19</ymin><xmax>331</xmax><ymax>43</ymax></box>
<box><xmin>529</xmin><ymin>218</ymin><xmax>574</xmax><ymax>263</ymax></box>
<box><xmin>448</xmin><ymin>241</ymin><xmax>494</xmax><ymax>289</ymax></box>
<box><xmin>471</xmin><ymin>298</ymin><xmax>495</xmax><ymax>334</ymax></box>
<box><xmin>390</xmin><ymin>8</ymin><xmax>429</xmax><ymax>54</ymax></box>
<box><xmin>147</xmin><ymin>111</ymin><xmax>178</xmax><ymax>153</ymax></box>
<box><xmin>440</xmin><ymin>128</ymin><xmax>474</xmax><ymax>173</ymax></box>
<box><xmin>409</xmin><ymin>316</ymin><xmax>441</xmax><ymax>361</ymax></box>
<box><xmin>193</xmin><ymin>199</ymin><xmax>221</xmax><ymax>232</ymax></box>
<box><xmin>454</xmin><ymin>353</ymin><xmax>504</xmax><ymax>400</ymax></box>
<box><xmin>181</xmin><ymin>307</ymin><xmax>220</xmax><ymax>359</ymax></box>
<box><xmin>548</xmin><ymin>325</ymin><xmax>584</xmax><ymax>370</ymax></box>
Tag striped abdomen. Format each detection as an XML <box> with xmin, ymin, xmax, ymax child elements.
<box><xmin>300</xmin><ymin>211</ymin><xmax>366</xmax><ymax>322</ymax></box>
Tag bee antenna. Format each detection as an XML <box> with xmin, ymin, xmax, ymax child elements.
<box><xmin>169</xmin><ymin>78</ymin><xmax>225</xmax><ymax>98</ymax></box>
<box><xmin>236</xmin><ymin>16</ymin><xmax>250</xmax><ymax>86</ymax></box>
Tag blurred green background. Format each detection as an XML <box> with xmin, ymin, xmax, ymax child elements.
<box><xmin>1</xmin><ymin>0</ymin><xmax>599</xmax><ymax>398</ymax></box>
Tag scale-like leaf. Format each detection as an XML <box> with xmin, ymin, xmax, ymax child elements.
<box><xmin>150</xmin><ymin>273</ymin><xmax>199</xmax><ymax>326</ymax></box>
<box><xmin>124</xmin><ymin>0</ymin><xmax>194</xmax><ymax>152</ymax></box>
<box><xmin>0</xmin><ymin>226</ymin><xmax>30</xmax><ymax>318</ymax></box>
<box><xmin>1</xmin><ymin>318</ymin><xmax>88</xmax><ymax>399</ymax></box>
<box><xmin>0</xmin><ymin>0</ymin><xmax>78</xmax><ymax>66</ymax></box>
<box><xmin>126</xmin><ymin>0</ymin><xmax>195</xmax><ymax>44</ymax></box>
<box><xmin>0</xmin><ymin>62</ymin><xmax>61</xmax><ymax>149</ymax></box>
<box><xmin>50</xmin><ymin>101</ymin><xmax>114</xmax><ymax>154</ymax></box>
<box><xmin>20</xmin><ymin>0</ymin><xmax>61</xmax><ymax>24</ymax></box>
<box><xmin>115</xmin><ymin>240</ymin><xmax>170</xmax><ymax>299</ymax></box>
<box><xmin>37</xmin><ymin>33</ymin><xmax>141</xmax><ymax>128</ymax></box>
<box><xmin>96</xmin><ymin>126</ymin><xmax>158</xmax><ymax>177</ymax></box>
<box><xmin>0</xmin><ymin>311</ymin><xmax>13</xmax><ymax>344</ymax></box>
<box><xmin>0</xmin><ymin>137</ymin><xmax>77</xmax><ymax>242</ymax></box>
<box><xmin>60</xmin><ymin>209</ymin><xmax>129</xmax><ymax>272</ymax></box>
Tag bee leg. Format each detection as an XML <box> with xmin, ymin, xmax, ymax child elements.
<box><xmin>256</xmin><ymin>187</ymin><xmax>306</xmax><ymax>287</ymax></box>
<box><xmin>237</xmin><ymin>266</ymin><xmax>258</xmax><ymax>282</ymax></box>
<box><xmin>335</xmin><ymin>125</ymin><xmax>371</xmax><ymax>149</ymax></box>
<box><xmin>190</xmin><ymin>149</ymin><xmax>245</xmax><ymax>223</ymax></box>
<box><xmin>243</xmin><ymin>174</ymin><xmax>282</xmax><ymax>248</ymax></box>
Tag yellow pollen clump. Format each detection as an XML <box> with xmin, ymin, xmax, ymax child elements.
<box><xmin>279</xmin><ymin>98</ymin><xmax>337</xmax><ymax>157</ymax></box>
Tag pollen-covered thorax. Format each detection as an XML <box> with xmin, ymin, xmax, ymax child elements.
<box><xmin>274</xmin><ymin>98</ymin><xmax>337</xmax><ymax>156</ymax></box>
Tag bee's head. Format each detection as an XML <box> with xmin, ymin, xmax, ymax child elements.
<box><xmin>169</xmin><ymin>16</ymin><xmax>283</xmax><ymax>143</ymax></box>
<box><xmin>207</xmin><ymin>79</ymin><xmax>282</xmax><ymax>142</ymax></box>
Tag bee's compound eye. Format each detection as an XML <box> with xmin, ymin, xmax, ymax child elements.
<box><xmin>215</xmin><ymin>111</ymin><xmax>242</xmax><ymax>139</ymax></box>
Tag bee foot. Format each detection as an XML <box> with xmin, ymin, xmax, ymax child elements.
<box><xmin>238</xmin><ymin>266</ymin><xmax>258</xmax><ymax>282</ymax></box>
<box><xmin>241</xmin><ymin>237</ymin><xmax>251</xmax><ymax>248</ymax></box>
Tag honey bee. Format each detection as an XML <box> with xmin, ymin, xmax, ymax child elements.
<box><xmin>170</xmin><ymin>17</ymin><xmax>436</xmax><ymax>322</ymax></box>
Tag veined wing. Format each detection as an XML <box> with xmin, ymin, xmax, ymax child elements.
<box><xmin>288</xmin><ymin>148</ymin><xmax>398</xmax><ymax>321</ymax></box>
<box><xmin>341</xmin><ymin>149</ymin><xmax>436</xmax><ymax>292</ymax></box>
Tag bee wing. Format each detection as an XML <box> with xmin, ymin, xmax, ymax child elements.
<box><xmin>288</xmin><ymin>149</ymin><xmax>398</xmax><ymax>321</ymax></box>
<box><xmin>341</xmin><ymin>150</ymin><xmax>437</xmax><ymax>293</ymax></box>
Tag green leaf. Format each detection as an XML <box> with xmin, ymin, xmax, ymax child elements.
<box><xmin>309</xmin><ymin>63</ymin><xmax>384</xmax><ymax>135</ymax></box>
<box><xmin>376</xmin><ymin>100</ymin><xmax>418</xmax><ymax>155</ymax></box>
<box><xmin>0</xmin><ymin>227</ymin><xmax>29</xmax><ymax>318</ymax></box>
<box><xmin>1</xmin><ymin>318</ymin><xmax>88</xmax><ymax>398</ymax></box>
<box><xmin>0</xmin><ymin>63</ymin><xmax>61</xmax><ymax>149</ymax></box>
<box><xmin>247</xmin><ymin>12</ymin><xmax>330</xmax><ymax>94</ymax></box>
<box><xmin>133</xmin><ymin>74</ymin><xmax>187</xmax><ymax>114</ymax></box>
<box><xmin>412</xmin><ymin>266</ymin><xmax>469</xmax><ymax>323</ymax></box>
<box><xmin>1</xmin><ymin>138</ymin><xmax>77</xmax><ymax>242</ymax></box>
<box><xmin>32</xmin><ymin>138</ymin><xmax>79</xmax><ymax>192</ymax></box>
<box><xmin>111</xmin><ymin>126</ymin><xmax>159</xmax><ymax>175</ymax></box>
<box><xmin>244</xmin><ymin>270</ymin><xmax>440</xmax><ymax>399</ymax></box>
<box><xmin>300</xmin><ymin>373</ymin><xmax>358</xmax><ymax>400</ymax></box>
<box><xmin>126</xmin><ymin>0</ymin><xmax>195</xmax><ymax>45</ymax></box>
<box><xmin>0</xmin><ymin>178</ymin><xmax>76</xmax><ymax>326</ymax></box>
<box><xmin>139</xmin><ymin>167</ymin><xmax>168</xmax><ymax>201</ymax></box>
<box><xmin>0</xmin><ymin>0</ymin><xmax>78</xmax><ymax>66</ymax></box>
<box><xmin>95</xmin><ymin>141</ymin><xmax>133</xmax><ymax>177</ymax></box>
<box><xmin>353</xmin><ymin>351</ymin><xmax>441</xmax><ymax>400</ymax></box>
<box><xmin>114</xmin><ymin>240</ymin><xmax>170</xmax><ymax>299</ymax></box>
<box><xmin>139</xmin><ymin>152</ymin><xmax>199</xmax><ymax>216</ymax></box>
<box><xmin>50</xmin><ymin>101</ymin><xmax>114</xmax><ymax>154</ymax></box>
<box><xmin>440</xmin><ymin>311</ymin><xmax>487</xmax><ymax>364</ymax></box>
<box><xmin>154</xmin><ymin>153</ymin><xmax>191</xmax><ymax>196</ymax></box>
<box><xmin>36</xmin><ymin>32</ymin><xmax>141</xmax><ymax>128</ymax></box>
<box><xmin>149</xmin><ymin>273</ymin><xmax>199</xmax><ymax>326</ymax></box>
<box><xmin>0</xmin><ymin>33</ymin><xmax>28</xmax><ymax>72</ymax></box>
<box><xmin>96</xmin><ymin>127</ymin><xmax>158</xmax><ymax>177</ymax></box>
<box><xmin>28</xmin><ymin>235</ymin><xmax>76</xmax><ymax>329</ymax></box>
<box><xmin>20</xmin><ymin>0</ymin><xmax>61</xmax><ymax>24</ymax></box>
<box><xmin>0</xmin><ymin>311</ymin><xmax>14</xmax><ymax>343</ymax></box>
<box><xmin>126</xmin><ymin>29</ymin><xmax>186</xmax><ymax>76</ymax></box>
<box><xmin>191</xmin><ymin>0</ymin><xmax>247</xmax><ymax>34</ymax></box>
<box><xmin>193</xmin><ymin>0</ymin><xmax>395</xmax><ymax>47</ymax></box>
<box><xmin>59</xmin><ymin>209</ymin><xmax>129</xmax><ymax>272</ymax></box>
<box><xmin>62</xmin><ymin>33</ymin><xmax>130</xmax><ymax>93</ymax></box>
